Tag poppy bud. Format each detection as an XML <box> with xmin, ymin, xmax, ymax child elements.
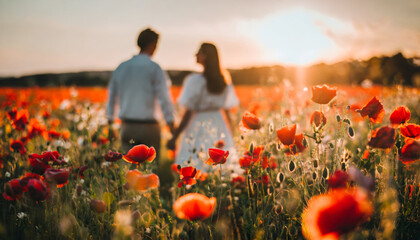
<box><xmin>90</xmin><ymin>199</ymin><xmax>107</xmax><ymax>213</ymax></box>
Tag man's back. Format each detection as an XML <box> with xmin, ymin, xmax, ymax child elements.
<box><xmin>106</xmin><ymin>54</ymin><xmax>174</xmax><ymax>123</ymax></box>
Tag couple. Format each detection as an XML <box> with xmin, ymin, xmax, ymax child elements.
<box><xmin>106</xmin><ymin>28</ymin><xmax>239</xmax><ymax>172</ymax></box>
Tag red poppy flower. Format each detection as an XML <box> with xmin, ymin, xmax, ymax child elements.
<box><xmin>286</xmin><ymin>133</ymin><xmax>307</xmax><ymax>155</ymax></box>
<box><xmin>239</xmin><ymin>155</ymin><xmax>253</xmax><ymax>168</ymax></box>
<box><xmin>11</xmin><ymin>109</ymin><xmax>29</xmax><ymax>131</ymax></box>
<box><xmin>7</xmin><ymin>108</ymin><xmax>18</xmax><ymax>121</ymax></box>
<box><xmin>29</xmin><ymin>154</ymin><xmax>51</xmax><ymax>175</ymax></box>
<box><xmin>311</xmin><ymin>85</ymin><xmax>337</xmax><ymax>105</ymax></box>
<box><xmin>44</xmin><ymin>168</ymin><xmax>70</xmax><ymax>188</ymax></box>
<box><xmin>400</xmin><ymin>139</ymin><xmax>420</xmax><ymax>164</ymax></box>
<box><xmin>27</xmin><ymin>119</ymin><xmax>46</xmax><ymax>138</ymax></box>
<box><xmin>277</xmin><ymin>124</ymin><xmax>297</xmax><ymax>146</ymax></box>
<box><xmin>206</xmin><ymin>148</ymin><xmax>229</xmax><ymax>165</ymax></box>
<box><xmin>310</xmin><ymin>111</ymin><xmax>327</xmax><ymax>127</ymax></box>
<box><xmin>390</xmin><ymin>106</ymin><xmax>411</xmax><ymax>127</ymax></box>
<box><xmin>400</xmin><ymin>124</ymin><xmax>420</xmax><ymax>140</ymax></box>
<box><xmin>62</xmin><ymin>130</ymin><xmax>70</xmax><ymax>140</ymax></box>
<box><xmin>214</xmin><ymin>139</ymin><xmax>226</xmax><ymax>149</ymax></box>
<box><xmin>356</xmin><ymin>97</ymin><xmax>385</xmax><ymax>124</ymax></box>
<box><xmin>90</xmin><ymin>199</ymin><xmax>107</xmax><ymax>213</ymax></box>
<box><xmin>126</xmin><ymin>170</ymin><xmax>159</xmax><ymax>191</ymax></box>
<box><xmin>78</xmin><ymin>166</ymin><xmax>88</xmax><ymax>179</ymax></box>
<box><xmin>41</xmin><ymin>110</ymin><xmax>50</xmax><ymax>119</ymax></box>
<box><xmin>3</xmin><ymin>179</ymin><xmax>24</xmax><ymax>201</ymax></box>
<box><xmin>10</xmin><ymin>140</ymin><xmax>26</xmax><ymax>155</ymax></box>
<box><xmin>41</xmin><ymin>151</ymin><xmax>63</xmax><ymax>165</ymax></box>
<box><xmin>231</xmin><ymin>175</ymin><xmax>246</xmax><ymax>186</ymax></box>
<box><xmin>173</xmin><ymin>193</ymin><xmax>217</xmax><ymax>221</ymax></box>
<box><xmin>368</xmin><ymin>126</ymin><xmax>396</xmax><ymax>149</ymax></box>
<box><xmin>104</xmin><ymin>150</ymin><xmax>122</xmax><ymax>162</ymax></box>
<box><xmin>171</xmin><ymin>163</ymin><xmax>180</xmax><ymax>173</ymax></box>
<box><xmin>98</xmin><ymin>136</ymin><xmax>109</xmax><ymax>145</ymax></box>
<box><xmin>240</xmin><ymin>111</ymin><xmax>261</xmax><ymax>132</ymax></box>
<box><xmin>362</xmin><ymin>149</ymin><xmax>370</xmax><ymax>160</ymax></box>
<box><xmin>261</xmin><ymin>156</ymin><xmax>278</xmax><ymax>169</ymax></box>
<box><xmin>261</xmin><ymin>175</ymin><xmax>270</xmax><ymax>185</ymax></box>
<box><xmin>177</xmin><ymin>166</ymin><xmax>201</xmax><ymax>187</ymax></box>
<box><xmin>302</xmin><ymin>188</ymin><xmax>373</xmax><ymax>240</ymax></box>
<box><xmin>27</xmin><ymin>178</ymin><xmax>50</xmax><ymax>201</ymax></box>
<box><xmin>123</xmin><ymin>144</ymin><xmax>156</xmax><ymax>165</ymax></box>
<box><xmin>47</xmin><ymin>130</ymin><xmax>61</xmax><ymax>139</ymax></box>
<box><xmin>328</xmin><ymin>170</ymin><xmax>348</xmax><ymax>189</ymax></box>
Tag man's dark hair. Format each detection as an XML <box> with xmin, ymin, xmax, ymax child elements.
<box><xmin>137</xmin><ymin>28</ymin><xmax>159</xmax><ymax>49</ymax></box>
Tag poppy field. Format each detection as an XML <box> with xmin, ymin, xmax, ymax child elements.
<box><xmin>0</xmin><ymin>85</ymin><xmax>419</xmax><ymax>239</ymax></box>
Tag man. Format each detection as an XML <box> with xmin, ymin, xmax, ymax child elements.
<box><xmin>107</xmin><ymin>28</ymin><xmax>175</xmax><ymax>161</ymax></box>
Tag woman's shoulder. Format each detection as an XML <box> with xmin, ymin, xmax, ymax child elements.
<box><xmin>185</xmin><ymin>72</ymin><xmax>205</xmax><ymax>82</ymax></box>
<box><xmin>183</xmin><ymin>72</ymin><xmax>206</xmax><ymax>87</ymax></box>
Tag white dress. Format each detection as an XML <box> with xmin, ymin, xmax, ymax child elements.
<box><xmin>175</xmin><ymin>73</ymin><xmax>240</xmax><ymax>172</ymax></box>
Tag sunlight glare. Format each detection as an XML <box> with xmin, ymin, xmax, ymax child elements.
<box><xmin>238</xmin><ymin>8</ymin><xmax>342</xmax><ymax>66</ymax></box>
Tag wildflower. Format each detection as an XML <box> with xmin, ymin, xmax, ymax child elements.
<box><xmin>11</xmin><ymin>109</ymin><xmax>29</xmax><ymax>131</ymax></box>
<box><xmin>44</xmin><ymin>168</ymin><xmax>70</xmax><ymax>188</ymax></box>
<box><xmin>327</xmin><ymin>170</ymin><xmax>348</xmax><ymax>189</ymax></box>
<box><xmin>177</xmin><ymin>166</ymin><xmax>201</xmax><ymax>187</ymax></box>
<box><xmin>231</xmin><ymin>175</ymin><xmax>246</xmax><ymax>186</ymax></box>
<box><xmin>123</xmin><ymin>144</ymin><xmax>156</xmax><ymax>165</ymax></box>
<box><xmin>390</xmin><ymin>106</ymin><xmax>410</xmax><ymax>127</ymax></box>
<box><xmin>90</xmin><ymin>199</ymin><xmax>107</xmax><ymax>213</ymax></box>
<box><xmin>10</xmin><ymin>140</ymin><xmax>26</xmax><ymax>155</ymax></box>
<box><xmin>311</xmin><ymin>85</ymin><xmax>337</xmax><ymax>104</ymax></box>
<box><xmin>261</xmin><ymin>156</ymin><xmax>278</xmax><ymax>169</ymax></box>
<box><xmin>27</xmin><ymin>119</ymin><xmax>46</xmax><ymax>138</ymax></box>
<box><xmin>368</xmin><ymin>126</ymin><xmax>396</xmax><ymax>149</ymax></box>
<box><xmin>240</xmin><ymin>111</ymin><xmax>261</xmax><ymax>131</ymax></box>
<box><xmin>40</xmin><ymin>151</ymin><xmax>63</xmax><ymax>164</ymax></box>
<box><xmin>171</xmin><ymin>163</ymin><xmax>180</xmax><ymax>173</ymax></box>
<box><xmin>78</xmin><ymin>166</ymin><xmax>88</xmax><ymax>179</ymax></box>
<box><xmin>277</xmin><ymin>124</ymin><xmax>297</xmax><ymax>146</ymax></box>
<box><xmin>214</xmin><ymin>139</ymin><xmax>225</xmax><ymax>149</ymax></box>
<box><xmin>126</xmin><ymin>170</ymin><xmax>159</xmax><ymax>192</ymax></box>
<box><xmin>173</xmin><ymin>193</ymin><xmax>216</xmax><ymax>221</ymax></box>
<box><xmin>3</xmin><ymin>179</ymin><xmax>24</xmax><ymax>201</ymax></box>
<box><xmin>356</xmin><ymin>96</ymin><xmax>385</xmax><ymax>124</ymax></box>
<box><xmin>26</xmin><ymin>178</ymin><xmax>50</xmax><ymax>201</ymax></box>
<box><xmin>286</xmin><ymin>133</ymin><xmax>307</xmax><ymax>155</ymax></box>
<box><xmin>310</xmin><ymin>111</ymin><xmax>327</xmax><ymax>127</ymax></box>
<box><xmin>62</xmin><ymin>130</ymin><xmax>71</xmax><ymax>140</ymax></box>
<box><xmin>261</xmin><ymin>175</ymin><xmax>270</xmax><ymax>185</ymax></box>
<box><xmin>239</xmin><ymin>155</ymin><xmax>253</xmax><ymax>168</ymax></box>
<box><xmin>104</xmin><ymin>150</ymin><xmax>122</xmax><ymax>162</ymax></box>
<box><xmin>400</xmin><ymin>139</ymin><xmax>420</xmax><ymax>164</ymax></box>
<box><xmin>400</xmin><ymin>124</ymin><xmax>420</xmax><ymax>140</ymax></box>
<box><xmin>47</xmin><ymin>130</ymin><xmax>61</xmax><ymax>139</ymax></box>
<box><xmin>302</xmin><ymin>188</ymin><xmax>373</xmax><ymax>240</ymax></box>
<box><xmin>207</xmin><ymin>148</ymin><xmax>229</xmax><ymax>165</ymax></box>
<box><xmin>7</xmin><ymin>108</ymin><xmax>18</xmax><ymax>121</ymax></box>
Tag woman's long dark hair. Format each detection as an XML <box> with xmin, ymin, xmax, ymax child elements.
<box><xmin>200</xmin><ymin>43</ymin><xmax>227</xmax><ymax>94</ymax></box>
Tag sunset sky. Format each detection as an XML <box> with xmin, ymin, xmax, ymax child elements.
<box><xmin>1</xmin><ymin>0</ymin><xmax>419</xmax><ymax>76</ymax></box>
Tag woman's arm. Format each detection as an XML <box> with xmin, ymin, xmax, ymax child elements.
<box><xmin>224</xmin><ymin>109</ymin><xmax>234</xmax><ymax>135</ymax></box>
<box><xmin>167</xmin><ymin>110</ymin><xmax>193</xmax><ymax>150</ymax></box>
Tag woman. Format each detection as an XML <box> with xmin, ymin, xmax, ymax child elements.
<box><xmin>167</xmin><ymin>43</ymin><xmax>239</xmax><ymax>172</ymax></box>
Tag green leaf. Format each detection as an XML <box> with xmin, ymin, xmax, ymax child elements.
<box><xmin>102</xmin><ymin>192</ymin><xmax>115</xmax><ymax>207</ymax></box>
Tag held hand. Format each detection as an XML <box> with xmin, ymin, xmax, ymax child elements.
<box><xmin>166</xmin><ymin>137</ymin><xmax>176</xmax><ymax>151</ymax></box>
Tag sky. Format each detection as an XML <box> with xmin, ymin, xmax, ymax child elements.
<box><xmin>0</xmin><ymin>0</ymin><xmax>419</xmax><ymax>76</ymax></box>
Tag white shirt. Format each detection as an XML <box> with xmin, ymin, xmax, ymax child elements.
<box><xmin>106</xmin><ymin>54</ymin><xmax>174</xmax><ymax>123</ymax></box>
<box><xmin>177</xmin><ymin>73</ymin><xmax>239</xmax><ymax>111</ymax></box>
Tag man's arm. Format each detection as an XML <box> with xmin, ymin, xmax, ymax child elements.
<box><xmin>153</xmin><ymin>65</ymin><xmax>175</xmax><ymax>127</ymax></box>
<box><xmin>106</xmin><ymin>71</ymin><xmax>118</xmax><ymax>142</ymax></box>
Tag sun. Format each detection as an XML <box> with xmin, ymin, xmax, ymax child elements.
<box><xmin>238</xmin><ymin>8</ymin><xmax>339</xmax><ymax>66</ymax></box>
